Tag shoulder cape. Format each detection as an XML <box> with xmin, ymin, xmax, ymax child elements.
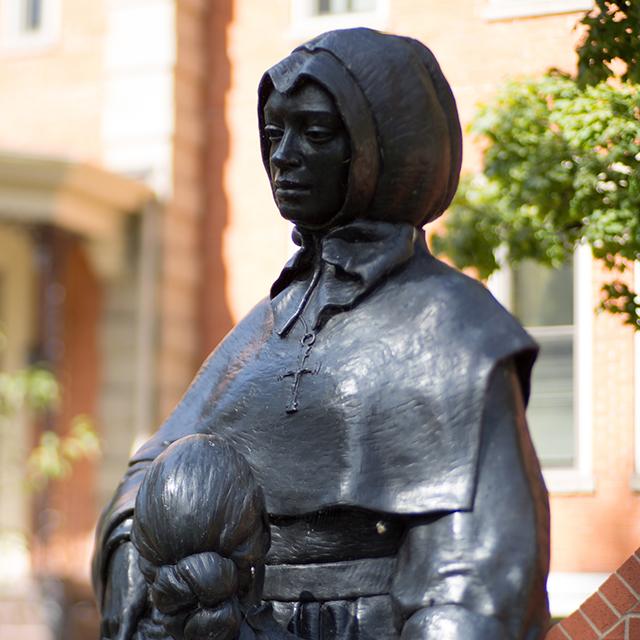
<box><xmin>92</xmin><ymin>251</ymin><xmax>537</xmax><ymax>606</ymax></box>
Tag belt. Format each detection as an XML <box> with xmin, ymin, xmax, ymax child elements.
<box><xmin>263</xmin><ymin>556</ymin><xmax>396</xmax><ymax>602</ymax></box>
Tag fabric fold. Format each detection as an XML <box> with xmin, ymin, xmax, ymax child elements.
<box><xmin>271</xmin><ymin>220</ymin><xmax>417</xmax><ymax>336</ymax></box>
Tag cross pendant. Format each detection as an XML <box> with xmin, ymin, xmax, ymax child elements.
<box><xmin>279</xmin><ymin>331</ymin><xmax>320</xmax><ymax>414</ymax></box>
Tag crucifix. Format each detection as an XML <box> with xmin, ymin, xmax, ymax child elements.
<box><xmin>279</xmin><ymin>330</ymin><xmax>320</xmax><ymax>413</ymax></box>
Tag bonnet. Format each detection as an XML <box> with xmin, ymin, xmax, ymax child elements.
<box><xmin>258</xmin><ymin>28</ymin><xmax>463</xmax><ymax>228</ymax></box>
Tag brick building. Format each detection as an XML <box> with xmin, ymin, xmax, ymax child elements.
<box><xmin>0</xmin><ymin>0</ymin><xmax>637</xmax><ymax>638</ymax></box>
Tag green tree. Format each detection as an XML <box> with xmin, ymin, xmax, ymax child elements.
<box><xmin>433</xmin><ymin>1</ymin><xmax>640</xmax><ymax>330</ymax></box>
<box><xmin>577</xmin><ymin>0</ymin><xmax>639</xmax><ymax>85</ymax></box>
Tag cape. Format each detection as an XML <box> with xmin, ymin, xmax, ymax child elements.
<box><xmin>95</xmin><ymin>241</ymin><xmax>536</xmax><ymax>567</ymax></box>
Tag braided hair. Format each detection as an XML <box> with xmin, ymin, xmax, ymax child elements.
<box><xmin>131</xmin><ymin>434</ymin><xmax>270</xmax><ymax>640</ymax></box>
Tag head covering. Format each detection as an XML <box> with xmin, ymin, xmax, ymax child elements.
<box><xmin>258</xmin><ymin>28</ymin><xmax>462</xmax><ymax>228</ymax></box>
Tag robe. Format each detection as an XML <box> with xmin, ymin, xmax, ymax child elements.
<box><xmin>93</xmin><ymin>230</ymin><xmax>550</xmax><ymax>639</ymax></box>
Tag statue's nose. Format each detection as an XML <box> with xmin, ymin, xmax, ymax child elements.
<box><xmin>270</xmin><ymin>129</ymin><xmax>303</xmax><ymax>170</ymax></box>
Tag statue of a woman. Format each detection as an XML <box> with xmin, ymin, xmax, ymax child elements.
<box><xmin>94</xmin><ymin>28</ymin><xmax>550</xmax><ymax>640</ymax></box>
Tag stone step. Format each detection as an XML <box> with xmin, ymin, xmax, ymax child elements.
<box><xmin>0</xmin><ymin>623</ymin><xmax>52</xmax><ymax>640</ymax></box>
<box><xmin>0</xmin><ymin>587</ymin><xmax>53</xmax><ymax>640</ymax></box>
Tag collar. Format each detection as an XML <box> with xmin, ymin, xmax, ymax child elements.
<box><xmin>270</xmin><ymin>220</ymin><xmax>418</xmax><ymax>337</ymax></box>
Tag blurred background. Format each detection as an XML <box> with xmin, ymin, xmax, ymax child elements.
<box><xmin>0</xmin><ymin>0</ymin><xmax>638</xmax><ymax>638</ymax></box>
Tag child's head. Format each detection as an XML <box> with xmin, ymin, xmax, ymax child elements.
<box><xmin>132</xmin><ymin>434</ymin><xmax>270</xmax><ymax>640</ymax></box>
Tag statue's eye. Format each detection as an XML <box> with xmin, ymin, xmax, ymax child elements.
<box><xmin>264</xmin><ymin>125</ymin><xmax>283</xmax><ymax>142</ymax></box>
<box><xmin>305</xmin><ymin>126</ymin><xmax>335</xmax><ymax>143</ymax></box>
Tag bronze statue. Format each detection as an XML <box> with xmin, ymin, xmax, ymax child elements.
<box><xmin>94</xmin><ymin>28</ymin><xmax>550</xmax><ymax>640</ymax></box>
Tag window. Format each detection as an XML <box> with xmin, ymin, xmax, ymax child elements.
<box><xmin>490</xmin><ymin>244</ymin><xmax>593</xmax><ymax>492</ymax></box>
<box><xmin>290</xmin><ymin>0</ymin><xmax>387</xmax><ymax>39</ymax></box>
<box><xmin>23</xmin><ymin>0</ymin><xmax>43</xmax><ymax>31</ymax></box>
<box><xmin>0</xmin><ymin>0</ymin><xmax>60</xmax><ymax>53</ymax></box>
<box><xmin>484</xmin><ymin>0</ymin><xmax>593</xmax><ymax>21</ymax></box>
<box><xmin>512</xmin><ymin>259</ymin><xmax>575</xmax><ymax>467</ymax></box>
<box><xmin>313</xmin><ymin>0</ymin><xmax>377</xmax><ymax>15</ymax></box>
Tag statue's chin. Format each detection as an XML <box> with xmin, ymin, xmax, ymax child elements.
<box><xmin>275</xmin><ymin>202</ymin><xmax>344</xmax><ymax>232</ymax></box>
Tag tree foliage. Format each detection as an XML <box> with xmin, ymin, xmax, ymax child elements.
<box><xmin>577</xmin><ymin>0</ymin><xmax>640</xmax><ymax>85</ymax></box>
<box><xmin>433</xmin><ymin>3</ymin><xmax>640</xmax><ymax>330</ymax></box>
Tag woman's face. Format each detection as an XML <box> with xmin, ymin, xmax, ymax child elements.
<box><xmin>263</xmin><ymin>82</ymin><xmax>350</xmax><ymax>229</ymax></box>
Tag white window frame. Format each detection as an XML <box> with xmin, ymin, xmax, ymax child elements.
<box><xmin>484</xmin><ymin>0</ymin><xmax>593</xmax><ymax>21</ymax></box>
<box><xmin>547</xmin><ymin>572</ymin><xmax>609</xmax><ymax>618</ymax></box>
<box><xmin>289</xmin><ymin>0</ymin><xmax>388</xmax><ymax>41</ymax></box>
<box><xmin>0</xmin><ymin>0</ymin><xmax>61</xmax><ymax>55</ymax></box>
<box><xmin>489</xmin><ymin>244</ymin><xmax>594</xmax><ymax>494</ymax></box>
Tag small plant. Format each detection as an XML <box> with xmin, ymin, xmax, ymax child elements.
<box><xmin>26</xmin><ymin>414</ymin><xmax>100</xmax><ymax>491</ymax></box>
<box><xmin>0</xmin><ymin>333</ymin><xmax>100</xmax><ymax>491</ymax></box>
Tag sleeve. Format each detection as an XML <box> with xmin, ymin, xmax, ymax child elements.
<box><xmin>390</xmin><ymin>360</ymin><xmax>550</xmax><ymax>640</ymax></box>
<box><xmin>92</xmin><ymin>300</ymin><xmax>272</xmax><ymax>609</ymax></box>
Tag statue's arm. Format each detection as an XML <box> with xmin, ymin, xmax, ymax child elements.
<box><xmin>391</xmin><ymin>360</ymin><xmax>550</xmax><ymax>639</ymax></box>
<box><xmin>93</xmin><ymin>300</ymin><xmax>272</xmax><ymax>634</ymax></box>
<box><xmin>98</xmin><ymin>540</ymin><xmax>147</xmax><ymax>640</ymax></box>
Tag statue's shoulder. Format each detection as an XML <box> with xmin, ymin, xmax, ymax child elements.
<box><xmin>177</xmin><ymin>297</ymin><xmax>273</xmax><ymax>408</ymax></box>
<box><xmin>208</xmin><ymin>297</ymin><xmax>273</xmax><ymax>359</ymax></box>
<box><xmin>411</xmin><ymin>252</ymin><xmax>502</xmax><ymax>312</ymax></box>
<box><xmin>384</xmin><ymin>250</ymin><xmax>537</xmax><ymax>375</ymax></box>
<box><xmin>231</xmin><ymin>296</ymin><xmax>273</xmax><ymax>334</ymax></box>
<box><xmin>413</xmin><ymin>251</ymin><xmax>529</xmax><ymax>339</ymax></box>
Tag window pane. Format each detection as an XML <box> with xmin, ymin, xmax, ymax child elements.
<box><xmin>350</xmin><ymin>0</ymin><xmax>377</xmax><ymax>10</ymax></box>
<box><xmin>511</xmin><ymin>258</ymin><xmax>575</xmax><ymax>468</ymax></box>
<box><xmin>325</xmin><ymin>0</ymin><xmax>348</xmax><ymax>13</ymax></box>
<box><xmin>512</xmin><ymin>259</ymin><xmax>573</xmax><ymax>327</ymax></box>
<box><xmin>23</xmin><ymin>0</ymin><xmax>43</xmax><ymax>31</ymax></box>
<box><xmin>314</xmin><ymin>0</ymin><xmax>377</xmax><ymax>14</ymax></box>
<box><xmin>527</xmin><ymin>331</ymin><xmax>575</xmax><ymax>467</ymax></box>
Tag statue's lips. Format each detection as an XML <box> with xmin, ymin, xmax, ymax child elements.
<box><xmin>275</xmin><ymin>182</ymin><xmax>311</xmax><ymax>198</ymax></box>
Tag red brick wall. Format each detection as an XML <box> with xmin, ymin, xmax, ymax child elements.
<box><xmin>200</xmin><ymin>0</ymin><xmax>235</xmax><ymax>361</ymax></box>
<box><xmin>0</xmin><ymin>0</ymin><xmax>106</xmax><ymax>159</ymax></box>
<box><xmin>157</xmin><ymin>0</ymin><xmax>212</xmax><ymax>418</ymax></box>
<box><xmin>547</xmin><ymin>549</ymin><xmax>640</xmax><ymax>639</ymax></box>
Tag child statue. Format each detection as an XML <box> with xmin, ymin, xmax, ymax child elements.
<box><xmin>130</xmin><ymin>434</ymin><xmax>295</xmax><ymax>640</ymax></box>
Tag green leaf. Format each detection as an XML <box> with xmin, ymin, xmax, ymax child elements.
<box><xmin>434</xmin><ymin>71</ymin><xmax>640</xmax><ymax>329</ymax></box>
